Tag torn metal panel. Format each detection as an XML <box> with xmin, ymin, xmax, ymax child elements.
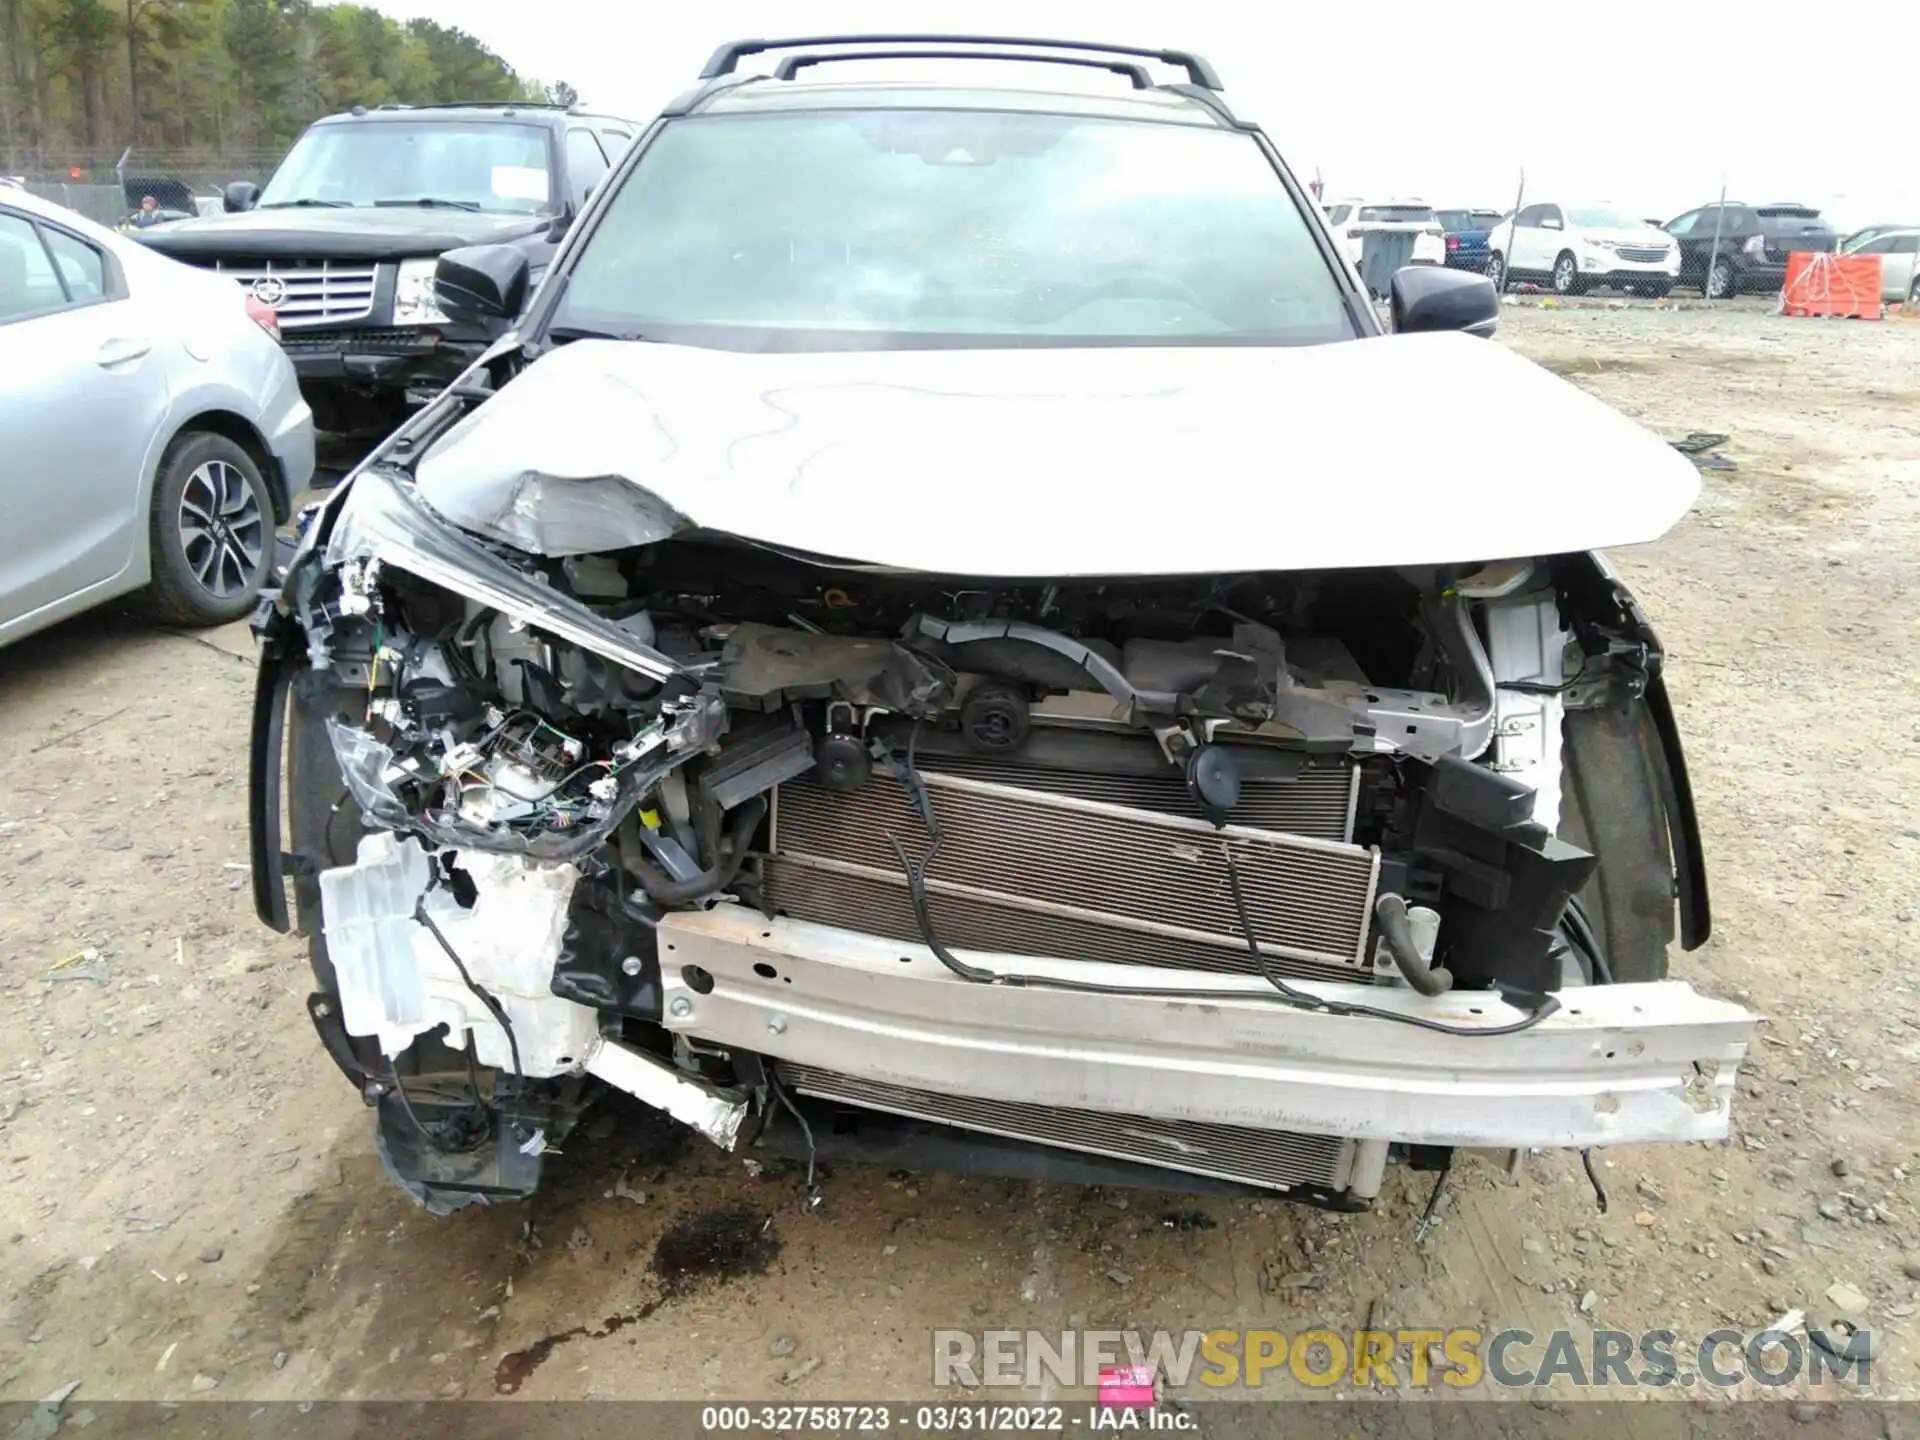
<box><xmin>655</xmin><ymin>903</ymin><xmax>1754</xmax><ymax>1150</ymax></box>
<box><xmin>583</xmin><ymin>1039</ymin><xmax>747</xmax><ymax>1149</ymax></box>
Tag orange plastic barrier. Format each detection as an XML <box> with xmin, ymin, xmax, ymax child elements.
<box><xmin>1781</xmin><ymin>252</ymin><xmax>1882</xmax><ymax>319</ymax></box>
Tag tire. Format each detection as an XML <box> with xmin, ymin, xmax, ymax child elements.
<box><xmin>1485</xmin><ymin>251</ymin><xmax>1505</xmax><ymax>290</ymax></box>
<box><xmin>1909</xmin><ymin>277</ymin><xmax>1919</xmax><ymax>309</ymax></box>
<box><xmin>147</xmin><ymin>431</ymin><xmax>273</xmax><ymax>627</ymax></box>
<box><xmin>1706</xmin><ymin>255</ymin><xmax>1737</xmax><ymax>300</ymax></box>
<box><xmin>1557</xmin><ymin>706</ymin><xmax>1678</xmax><ymax>983</ymax></box>
<box><xmin>1551</xmin><ymin>251</ymin><xmax>1586</xmax><ymax>296</ymax></box>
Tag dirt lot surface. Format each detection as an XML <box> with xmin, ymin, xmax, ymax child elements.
<box><xmin>3</xmin><ymin>301</ymin><xmax>1919</xmax><ymax>1415</ymax></box>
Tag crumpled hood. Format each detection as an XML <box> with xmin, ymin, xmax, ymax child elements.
<box><xmin>413</xmin><ymin>333</ymin><xmax>1701</xmax><ymax>576</ymax></box>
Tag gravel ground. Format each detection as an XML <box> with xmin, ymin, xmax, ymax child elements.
<box><xmin>2</xmin><ymin>301</ymin><xmax>1918</xmax><ymax>1412</ymax></box>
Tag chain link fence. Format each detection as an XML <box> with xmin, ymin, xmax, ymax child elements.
<box><xmin>0</xmin><ymin>147</ymin><xmax>282</xmax><ymax>227</ymax></box>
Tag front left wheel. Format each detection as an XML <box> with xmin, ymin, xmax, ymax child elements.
<box><xmin>1551</xmin><ymin>251</ymin><xmax>1587</xmax><ymax>295</ymax></box>
<box><xmin>147</xmin><ymin>431</ymin><xmax>273</xmax><ymax>627</ymax></box>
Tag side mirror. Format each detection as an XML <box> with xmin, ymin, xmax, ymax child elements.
<box><xmin>1390</xmin><ymin>266</ymin><xmax>1499</xmax><ymax>338</ymax></box>
<box><xmin>435</xmin><ymin>244</ymin><xmax>530</xmax><ymax>322</ymax></box>
<box><xmin>222</xmin><ymin>181</ymin><xmax>260</xmax><ymax>214</ymax></box>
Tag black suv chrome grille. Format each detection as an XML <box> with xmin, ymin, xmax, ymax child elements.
<box><xmin>212</xmin><ymin>258</ymin><xmax>378</xmax><ymax>328</ymax></box>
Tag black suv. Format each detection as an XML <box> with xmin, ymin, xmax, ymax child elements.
<box><xmin>1663</xmin><ymin>201</ymin><xmax>1836</xmax><ymax>298</ymax></box>
<box><xmin>136</xmin><ymin>100</ymin><xmax>639</xmax><ymax>433</ymax></box>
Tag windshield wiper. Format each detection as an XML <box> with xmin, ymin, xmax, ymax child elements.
<box><xmin>546</xmin><ymin>323</ymin><xmax>646</xmax><ymax>345</ymax></box>
<box><xmin>259</xmin><ymin>198</ymin><xmax>354</xmax><ymax>209</ymax></box>
<box><xmin>374</xmin><ymin>197</ymin><xmax>483</xmax><ymax>212</ymax></box>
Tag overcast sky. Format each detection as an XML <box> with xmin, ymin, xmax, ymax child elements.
<box><xmin>370</xmin><ymin>0</ymin><xmax>1914</xmax><ymax>228</ymax></box>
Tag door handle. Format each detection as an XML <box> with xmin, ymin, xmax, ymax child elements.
<box><xmin>95</xmin><ymin>338</ymin><xmax>152</xmax><ymax>368</ymax></box>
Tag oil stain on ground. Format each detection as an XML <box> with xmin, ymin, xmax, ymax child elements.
<box><xmin>652</xmin><ymin>1204</ymin><xmax>781</xmax><ymax>1291</ymax></box>
<box><xmin>493</xmin><ymin>1205</ymin><xmax>780</xmax><ymax>1394</ymax></box>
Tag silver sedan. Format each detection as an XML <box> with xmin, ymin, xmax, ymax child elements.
<box><xmin>0</xmin><ymin>182</ymin><xmax>314</xmax><ymax>648</ymax></box>
<box><xmin>1838</xmin><ymin>226</ymin><xmax>1920</xmax><ymax>305</ymax></box>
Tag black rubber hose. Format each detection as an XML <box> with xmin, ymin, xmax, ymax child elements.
<box><xmin>1375</xmin><ymin>893</ymin><xmax>1453</xmax><ymax>995</ymax></box>
<box><xmin>628</xmin><ymin>795</ymin><xmax>767</xmax><ymax>906</ymax></box>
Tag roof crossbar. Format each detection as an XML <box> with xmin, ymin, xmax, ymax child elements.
<box><xmin>772</xmin><ymin>47</ymin><xmax>1154</xmax><ymax>89</ymax></box>
<box><xmin>700</xmin><ymin>34</ymin><xmax>1222</xmax><ymax>90</ymax></box>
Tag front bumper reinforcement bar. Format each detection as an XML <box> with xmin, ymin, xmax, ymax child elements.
<box><xmin>657</xmin><ymin>904</ymin><xmax>1754</xmax><ymax>1150</ymax></box>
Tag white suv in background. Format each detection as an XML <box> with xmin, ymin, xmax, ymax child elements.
<box><xmin>1322</xmin><ymin>198</ymin><xmax>1447</xmax><ymax>268</ymax></box>
<box><xmin>1487</xmin><ymin>203</ymin><xmax>1681</xmax><ymax>297</ymax></box>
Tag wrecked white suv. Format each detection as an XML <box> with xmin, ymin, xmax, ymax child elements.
<box><xmin>248</xmin><ymin>36</ymin><xmax>1753</xmax><ymax>1215</ymax></box>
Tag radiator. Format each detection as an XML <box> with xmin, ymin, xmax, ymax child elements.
<box><xmin>763</xmin><ymin>770</ymin><xmax>1381</xmax><ymax>980</ymax></box>
<box><xmin>779</xmin><ymin>1063</ymin><xmax>1356</xmax><ymax>1195</ymax></box>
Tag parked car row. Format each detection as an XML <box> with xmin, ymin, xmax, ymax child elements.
<box><xmin>1426</xmin><ymin>195</ymin><xmax>1908</xmax><ymax>302</ymax></box>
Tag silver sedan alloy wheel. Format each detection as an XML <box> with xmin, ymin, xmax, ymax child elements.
<box><xmin>178</xmin><ymin>459</ymin><xmax>264</xmax><ymax>600</ymax></box>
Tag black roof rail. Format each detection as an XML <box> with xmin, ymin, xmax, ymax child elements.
<box><xmin>772</xmin><ymin>47</ymin><xmax>1153</xmax><ymax>88</ymax></box>
<box><xmin>396</xmin><ymin>99</ymin><xmax>570</xmax><ymax>112</ymax></box>
<box><xmin>701</xmin><ymin>34</ymin><xmax>1222</xmax><ymax>90</ymax></box>
<box><xmin>659</xmin><ymin>74</ymin><xmax>763</xmax><ymax>118</ymax></box>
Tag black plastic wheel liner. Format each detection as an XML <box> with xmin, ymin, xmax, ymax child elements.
<box><xmin>1559</xmin><ymin>702</ymin><xmax>1679</xmax><ymax>983</ymax></box>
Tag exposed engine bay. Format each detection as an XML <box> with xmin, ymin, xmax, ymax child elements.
<box><xmin>252</xmin><ymin>453</ymin><xmax>1747</xmax><ymax>1216</ymax></box>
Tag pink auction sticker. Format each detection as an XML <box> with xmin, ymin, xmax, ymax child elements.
<box><xmin>1097</xmin><ymin>1363</ymin><xmax>1156</xmax><ymax>1408</ymax></box>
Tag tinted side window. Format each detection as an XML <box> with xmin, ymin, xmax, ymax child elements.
<box><xmin>0</xmin><ymin>211</ymin><xmax>72</xmax><ymax>321</ymax></box>
<box><xmin>39</xmin><ymin>224</ymin><xmax>106</xmax><ymax>302</ymax></box>
<box><xmin>1665</xmin><ymin>211</ymin><xmax>1697</xmax><ymax>236</ymax></box>
<box><xmin>1325</xmin><ymin>204</ymin><xmax>1350</xmax><ymax>224</ymax></box>
<box><xmin>565</xmin><ymin>128</ymin><xmax>609</xmax><ymax>207</ymax></box>
<box><xmin>598</xmin><ymin>126</ymin><xmax>633</xmax><ymax>156</ymax></box>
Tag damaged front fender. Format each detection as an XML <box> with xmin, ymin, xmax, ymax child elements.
<box><xmin>324</xmin><ymin>465</ymin><xmax>686</xmax><ymax>683</ymax></box>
